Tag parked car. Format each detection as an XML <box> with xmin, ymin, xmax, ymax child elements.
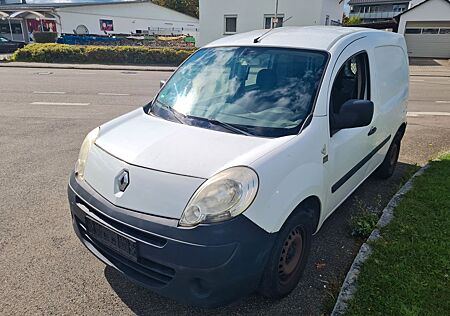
<box><xmin>0</xmin><ymin>35</ymin><xmax>25</xmax><ymax>53</ymax></box>
<box><xmin>68</xmin><ymin>26</ymin><xmax>409</xmax><ymax>307</ymax></box>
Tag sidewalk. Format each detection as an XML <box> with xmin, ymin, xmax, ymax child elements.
<box><xmin>0</xmin><ymin>61</ymin><xmax>176</xmax><ymax>72</ymax></box>
<box><xmin>409</xmin><ymin>58</ymin><xmax>450</xmax><ymax>77</ymax></box>
<box><xmin>0</xmin><ymin>60</ymin><xmax>449</xmax><ymax>76</ymax></box>
<box><xmin>410</xmin><ymin>65</ymin><xmax>450</xmax><ymax>77</ymax></box>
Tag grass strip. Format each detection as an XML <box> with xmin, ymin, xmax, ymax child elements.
<box><xmin>345</xmin><ymin>153</ymin><xmax>450</xmax><ymax>315</ymax></box>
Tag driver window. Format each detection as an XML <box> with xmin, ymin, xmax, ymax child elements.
<box><xmin>330</xmin><ymin>52</ymin><xmax>370</xmax><ymax>115</ymax></box>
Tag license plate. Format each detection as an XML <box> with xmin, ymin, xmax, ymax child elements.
<box><xmin>85</xmin><ymin>216</ymin><xmax>138</xmax><ymax>262</ymax></box>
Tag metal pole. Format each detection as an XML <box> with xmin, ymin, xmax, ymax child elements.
<box><xmin>8</xmin><ymin>18</ymin><xmax>13</xmax><ymax>41</ymax></box>
<box><xmin>274</xmin><ymin>0</ymin><xmax>279</xmax><ymax>28</ymax></box>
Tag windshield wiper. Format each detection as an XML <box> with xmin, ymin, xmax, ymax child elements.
<box><xmin>187</xmin><ymin>115</ymin><xmax>251</xmax><ymax>136</ymax></box>
<box><xmin>151</xmin><ymin>102</ymin><xmax>250</xmax><ymax>135</ymax></box>
<box><xmin>209</xmin><ymin>119</ymin><xmax>252</xmax><ymax>136</ymax></box>
<box><xmin>152</xmin><ymin>100</ymin><xmax>185</xmax><ymax>124</ymax></box>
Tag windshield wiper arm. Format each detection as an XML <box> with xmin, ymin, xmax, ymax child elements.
<box><xmin>188</xmin><ymin>116</ymin><xmax>251</xmax><ymax>136</ymax></box>
<box><xmin>151</xmin><ymin>103</ymin><xmax>250</xmax><ymax>135</ymax></box>
<box><xmin>153</xmin><ymin>100</ymin><xmax>185</xmax><ymax>124</ymax></box>
<box><xmin>210</xmin><ymin>119</ymin><xmax>251</xmax><ymax>135</ymax></box>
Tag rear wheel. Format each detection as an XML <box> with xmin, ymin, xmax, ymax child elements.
<box><xmin>376</xmin><ymin>136</ymin><xmax>401</xmax><ymax>179</ymax></box>
<box><xmin>259</xmin><ymin>211</ymin><xmax>313</xmax><ymax>299</ymax></box>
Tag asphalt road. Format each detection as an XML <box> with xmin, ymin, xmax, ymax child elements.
<box><xmin>0</xmin><ymin>66</ymin><xmax>449</xmax><ymax>315</ymax></box>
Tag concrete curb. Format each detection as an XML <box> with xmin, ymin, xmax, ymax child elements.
<box><xmin>0</xmin><ymin>62</ymin><xmax>176</xmax><ymax>72</ymax></box>
<box><xmin>331</xmin><ymin>164</ymin><xmax>431</xmax><ymax>316</ymax></box>
<box><xmin>410</xmin><ymin>73</ymin><xmax>450</xmax><ymax>78</ymax></box>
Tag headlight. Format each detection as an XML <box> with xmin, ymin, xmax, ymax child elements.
<box><xmin>179</xmin><ymin>167</ymin><xmax>259</xmax><ymax>227</ymax></box>
<box><xmin>74</xmin><ymin>127</ymin><xmax>100</xmax><ymax>180</ymax></box>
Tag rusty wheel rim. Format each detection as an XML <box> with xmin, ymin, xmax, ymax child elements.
<box><xmin>278</xmin><ymin>226</ymin><xmax>303</xmax><ymax>283</ymax></box>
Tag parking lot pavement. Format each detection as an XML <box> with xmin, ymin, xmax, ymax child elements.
<box><xmin>0</xmin><ymin>66</ymin><xmax>449</xmax><ymax>315</ymax></box>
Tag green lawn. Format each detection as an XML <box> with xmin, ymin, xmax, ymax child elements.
<box><xmin>345</xmin><ymin>153</ymin><xmax>450</xmax><ymax>316</ymax></box>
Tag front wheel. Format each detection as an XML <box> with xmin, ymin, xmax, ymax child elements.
<box><xmin>258</xmin><ymin>211</ymin><xmax>313</xmax><ymax>299</ymax></box>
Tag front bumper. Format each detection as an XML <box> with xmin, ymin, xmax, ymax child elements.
<box><xmin>68</xmin><ymin>173</ymin><xmax>275</xmax><ymax>307</ymax></box>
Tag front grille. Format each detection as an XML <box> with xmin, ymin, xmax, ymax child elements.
<box><xmin>75</xmin><ymin>215</ymin><xmax>176</xmax><ymax>288</ymax></box>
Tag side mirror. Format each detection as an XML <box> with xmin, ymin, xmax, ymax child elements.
<box><xmin>332</xmin><ymin>99</ymin><xmax>374</xmax><ymax>131</ymax></box>
<box><xmin>160</xmin><ymin>80</ymin><xmax>166</xmax><ymax>88</ymax></box>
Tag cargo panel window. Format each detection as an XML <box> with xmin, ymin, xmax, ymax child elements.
<box><xmin>374</xmin><ymin>45</ymin><xmax>408</xmax><ymax>105</ymax></box>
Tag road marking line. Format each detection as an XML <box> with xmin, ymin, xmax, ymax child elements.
<box><xmin>98</xmin><ymin>92</ymin><xmax>130</xmax><ymax>96</ymax></box>
<box><xmin>33</xmin><ymin>91</ymin><xmax>66</xmax><ymax>95</ymax></box>
<box><xmin>408</xmin><ymin>111</ymin><xmax>450</xmax><ymax>117</ymax></box>
<box><xmin>31</xmin><ymin>102</ymin><xmax>90</xmax><ymax>106</ymax></box>
<box><xmin>436</xmin><ymin>101</ymin><xmax>450</xmax><ymax>104</ymax></box>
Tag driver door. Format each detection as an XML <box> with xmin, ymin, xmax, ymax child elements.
<box><xmin>325</xmin><ymin>41</ymin><xmax>374</xmax><ymax>214</ymax></box>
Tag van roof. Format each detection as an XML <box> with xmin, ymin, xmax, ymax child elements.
<box><xmin>204</xmin><ymin>26</ymin><xmax>394</xmax><ymax>51</ymax></box>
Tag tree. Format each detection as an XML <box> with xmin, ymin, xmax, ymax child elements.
<box><xmin>152</xmin><ymin>0</ymin><xmax>199</xmax><ymax>18</ymax></box>
<box><xmin>343</xmin><ymin>16</ymin><xmax>362</xmax><ymax>26</ymax></box>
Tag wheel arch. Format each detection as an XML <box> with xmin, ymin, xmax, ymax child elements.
<box><xmin>288</xmin><ymin>195</ymin><xmax>322</xmax><ymax>234</ymax></box>
<box><xmin>396</xmin><ymin>122</ymin><xmax>407</xmax><ymax>140</ymax></box>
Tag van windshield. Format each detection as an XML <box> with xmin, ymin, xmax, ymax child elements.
<box><xmin>150</xmin><ymin>47</ymin><xmax>328</xmax><ymax>137</ymax></box>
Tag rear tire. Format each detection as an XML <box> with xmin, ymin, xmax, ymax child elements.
<box><xmin>376</xmin><ymin>136</ymin><xmax>401</xmax><ymax>179</ymax></box>
<box><xmin>259</xmin><ymin>210</ymin><xmax>314</xmax><ymax>299</ymax></box>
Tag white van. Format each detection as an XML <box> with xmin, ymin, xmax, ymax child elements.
<box><xmin>68</xmin><ymin>26</ymin><xmax>409</xmax><ymax>307</ymax></box>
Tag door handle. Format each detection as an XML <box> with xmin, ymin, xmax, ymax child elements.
<box><xmin>368</xmin><ymin>126</ymin><xmax>377</xmax><ymax>136</ymax></box>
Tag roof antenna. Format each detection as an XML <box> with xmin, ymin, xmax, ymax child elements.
<box><xmin>254</xmin><ymin>0</ymin><xmax>278</xmax><ymax>43</ymax></box>
<box><xmin>253</xmin><ymin>16</ymin><xmax>293</xmax><ymax>43</ymax></box>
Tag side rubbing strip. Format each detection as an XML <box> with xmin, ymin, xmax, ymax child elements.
<box><xmin>331</xmin><ymin>135</ymin><xmax>391</xmax><ymax>193</ymax></box>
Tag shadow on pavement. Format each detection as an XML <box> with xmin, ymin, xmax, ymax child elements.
<box><xmin>105</xmin><ymin>161</ymin><xmax>418</xmax><ymax>316</ymax></box>
<box><xmin>409</xmin><ymin>58</ymin><xmax>448</xmax><ymax>66</ymax></box>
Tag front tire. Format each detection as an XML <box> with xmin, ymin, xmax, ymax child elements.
<box><xmin>259</xmin><ymin>211</ymin><xmax>314</xmax><ymax>299</ymax></box>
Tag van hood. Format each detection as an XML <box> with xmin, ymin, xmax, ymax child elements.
<box><xmin>95</xmin><ymin>108</ymin><xmax>292</xmax><ymax>179</ymax></box>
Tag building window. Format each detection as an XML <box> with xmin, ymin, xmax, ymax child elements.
<box><xmin>264</xmin><ymin>15</ymin><xmax>284</xmax><ymax>29</ymax></box>
<box><xmin>99</xmin><ymin>19</ymin><xmax>114</xmax><ymax>32</ymax></box>
<box><xmin>0</xmin><ymin>22</ymin><xmax>22</xmax><ymax>34</ymax></box>
<box><xmin>422</xmin><ymin>28</ymin><xmax>439</xmax><ymax>34</ymax></box>
<box><xmin>224</xmin><ymin>15</ymin><xmax>237</xmax><ymax>34</ymax></box>
<box><xmin>405</xmin><ymin>28</ymin><xmax>421</xmax><ymax>34</ymax></box>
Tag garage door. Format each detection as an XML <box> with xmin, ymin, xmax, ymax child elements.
<box><xmin>405</xmin><ymin>22</ymin><xmax>450</xmax><ymax>58</ymax></box>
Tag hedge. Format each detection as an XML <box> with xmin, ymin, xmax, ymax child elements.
<box><xmin>33</xmin><ymin>32</ymin><xmax>58</xmax><ymax>43</ymax></box>
<box><xmin>11</xmin><ymin>44</ymin><xmax>195</xmax><ymax>66</ymax></box>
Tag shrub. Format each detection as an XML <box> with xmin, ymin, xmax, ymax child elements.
<box><xmin>33</xmin><ymin>32</ymin><xmax>58</xmax><ymax>43</ymax></box>
<box><xmin>350</xmin><ymin>197</ymin><xmax>382</xmax><ymax>238</ymax></box>
<box><xmin>350</xmin><ymin>210</ymin><xmax>379</xmax><ymax>238</ymax></box>
<box><xmin>11</xmin><ymin>44</ymin><xmax>195</xmax><ymax>66</ymax></box>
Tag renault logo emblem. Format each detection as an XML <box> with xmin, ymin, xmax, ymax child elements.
<box><xmin>117</xmin><ymin>170</ymin><xmax>130</xmax><ymax>192</ymax></box>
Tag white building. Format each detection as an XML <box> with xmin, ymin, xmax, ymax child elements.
<box><xmin>198</xmin><ymin>0</ymin><xmax>344</xmax><ymax>46</ymax></box>
<box><xmin>397</xmin><ymin>0</ymin><xmax>450</xmax><ymax>58</ymax></box>
<box><xmin>0</xmin><ymin>0</ymin><xmax>199</xmax><ymax>43</ymax></box>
